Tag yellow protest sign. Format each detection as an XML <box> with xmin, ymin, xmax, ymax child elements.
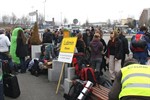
<box><xmin>60</xmin><ymin>37</ymin><xmax>77</xmax><ymax>53</ymax></box>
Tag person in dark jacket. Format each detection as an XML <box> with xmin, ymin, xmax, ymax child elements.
<box><xmin>16</xmin><ymin>29</ymin><xmax>28</xmax><ymax>73</ymax></box>
<box><xmin>76</xmin><ymin>33</ymin><xmax>86</xmax><ymax>53</ymax></box>
<box><xmin>109</xmin><ymin>58</ymin><xmax>150</xmax><ymax>100</ymax></box>
<box><xmin>90</xmin><ymin>33</ymin><xmax>103</xmax><ymax>72</ymax></box>
<box><xmin>5</xmin><ymin>28</ymin><xmax>11</xmax><ymax>41</ymax></box>
<box><xmin>106</xmin><ymin>31</ymin><xmax>123</xmax><ymax>83</ymax></box>
<box><xmin>83</xmin><ymin>29</ymin><xmax>93</xmax><ymax>60</ymax></box>
<box><xmin>42</xmin><ymin>28</ymin><xmax>53</xmax><ymax>44</ymax></box>
<box><xmin>99</xmin><ymin>30</ymin><xmax>107</xmax><ymax>74</ymax></box>
<box><xmin>118</xmin><ymin>31</ymin><xmax>129</xmax><ymax>67</ymax></box>
<box><xmin>53</xmin><ymin>30</ymin><xmax>59</xmax><ymax>46</ymax></box>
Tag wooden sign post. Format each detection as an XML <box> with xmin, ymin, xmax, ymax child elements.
<box><xmin>56</xmin><ymin>37</ymin><xmax>77</xmax><ymax>94</ymax></box>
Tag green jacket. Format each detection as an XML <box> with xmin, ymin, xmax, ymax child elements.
<box><xmin>10</xmin><ymin>28</ymin><xmax>23</xmax><ymax>64</ymax></box>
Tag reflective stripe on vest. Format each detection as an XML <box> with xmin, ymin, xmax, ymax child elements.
<box><xmin>123</xmin><ymin>83</ymin><xmax>150</xmax><ymax>89</ymax></box>
<box><xmin>119</xmin><ymin>64</ymin><xmax>150</xmax><ymax>99</ymax></box>
<box><xmin>121</xmin><ymin>73</ymin><xmax>150</xmax><ymax>84</ymax></box>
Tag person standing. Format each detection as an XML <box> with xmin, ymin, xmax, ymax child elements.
<box><xmin>16</xmin><ymin>29</ymin><xmax>28</xmax><ymax>73</ymax></box>
<box><xmin>106</xmin><ymin>31</ymin><xmax>123</xmax><ymax>83</ymax></box>
<box><xmin>118</xmin><ymin>31</ymin><xmax>129</xmax><ymax>67</ymax></box>
<box><xmin>76</xmin><ymin>33</ymin><xmax>86</xmax><ymax>53</ymax></box>
<box><xmin>130</xmin><ymin>26</ymin><xmax>150</xmax><ymax>64</ymax></box>
<box><xmin>83</xmin><ymin>29</ymin><xmax>93</xmax><ymax>60</ymax></box>
<box><xmin>0</xmin><ymin>28</ymin><xmax>15</xmax><ymax>74</ymax></box>
<box><xmin>42</xmin><ymin>28</ymin><xmax>53</xmax><ymax>44</ymax></box>
<box><xmin>90</xmin><ymin>33</ymin><xmax>103</xmax><ymax>72</ymax></box>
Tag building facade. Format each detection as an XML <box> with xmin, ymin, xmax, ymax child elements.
<box><xmin>139</xmin><ymin>8</ymin><xmax>150</xmax><ymax>26</ymax></box>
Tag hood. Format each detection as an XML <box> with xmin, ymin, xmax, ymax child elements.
<box><xmin>12</xmin><ymin>27</ymin><xmax>23</xmax><ymax>37</ymax></box>
<box><xmin>91</xmin><ymin>39</ymin><xmax>100</xmax><ymax>52</ymax></box>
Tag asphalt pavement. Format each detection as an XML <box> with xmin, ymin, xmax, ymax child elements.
<box><xmin>5</xmin><ymin>72</ymin><xmax>64</xmax><ymax>100</ymax></box>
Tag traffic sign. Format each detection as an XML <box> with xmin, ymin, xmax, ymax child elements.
<box><xmin>73</xmin><ymin>19</ymin><xmax>78</xmax><ymax>24</ymax></box>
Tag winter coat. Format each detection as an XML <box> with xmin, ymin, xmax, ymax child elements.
<box><xmin>16</xmin><ymin>37</ymin><xmax>28</xmax><ymax>58</ymax></box>
<box><xmin>10</xmin><ymin>28</ymin><xmax>22</xmax><ymax>64</ymax></box>
<box><xmin>83</xmin><ymin>33</ymin><xmax>93</xmax><ymax>47</ymax></box>
<box><xmin>76</xmin><ymin>39</ymin><xmax>85</xmax><ymax>53</ymax></box>
<box><xmin>43</xmin><ymin>32</ymin><xmax>53</xmax><ymax>43</ymax></box>
<box><xmin>118</xmin><ymin>34</ymin><xmax>129</xmax><ymax>56</ymax></box>
<box><xmin>90</xmin><ymin>38</ymin><xmax>103</xmax><ymax>59</ymax></box>
<box><xmin>106</xmin><ymin>37</ymin><xmax>123</xmax><ymax>60</ymax></box>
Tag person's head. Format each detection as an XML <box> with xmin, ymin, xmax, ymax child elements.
<box><xmin>93</xmin><ymin>33</ymin><xmax>100</xmax><ymax>40</ymax></box>
<box><xmin>47</xmin><ymin>28</ymin><xmax>50</xmax><ymax>32</ymax></box>
<box><xmin>110</xmin><ymin>30</ymin><xmax>118</xmax><ymax>39</ymax></box>
<box><xmin>95</xmin><ymin>29</ymin><xmax>103</xmax><ymax>38</ymax></box>
<box><xmin>120</xmin><ymin>31</ymin><xmax>126</xmax><ymax>36</ymax></box>
<box><xmin>77</xmin><ymin>33</ymin><xmax>83</xmax><ymax>40</ymax></box>
<box><xmin>86</xmin><ymin>29</ymin><xmax>90</xmax><ymax>35</ymax></box>
<box><xmin>123</xmin><ymin>58</ymin><xmax>139</xmax><ymax>67</ymax></box>
<box><xmin>140</xmin><ymin>26</ymin><xmax>148</xmax><ymax>33</ymax></box>
<box><xmin>41</xmin><ymin>44</ymin><xmax>46</xmax><ymax>55</ymax></box>
<box><xmin>0</xmin><ymin>28</ymin><xmax>5</xmax><ymax>34</ymax></box>
<box><xmin>17</xmin><ymin>29</ymin><xmax>26</xmax><ymax>44</ymax></box>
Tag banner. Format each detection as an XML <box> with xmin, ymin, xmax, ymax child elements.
<box><xmin>58</xmin><ymin>37</ymin><xmax>77</xmax><ymax>63</ymax></box>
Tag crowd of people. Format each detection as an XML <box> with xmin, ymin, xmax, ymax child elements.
<box><xmin>0</xmin><ymin>25</ymin><xmax>150</xmax><ymax>99</ymax></box>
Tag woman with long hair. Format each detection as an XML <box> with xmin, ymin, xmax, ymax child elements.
<box><xmin>106</xmin><ymin>31</ymin><xmax>123</xmax><ymax>83</ymax></box>
<box><xmin>16</xmin><ymin>29</ymin><xmax>28</xmax><ymax>73</ymax></box>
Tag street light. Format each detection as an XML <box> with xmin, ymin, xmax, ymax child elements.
<box><xmin>44</xmin><ymin>0</ymin><xmax>46</xmax><ymax>21</ymax></box>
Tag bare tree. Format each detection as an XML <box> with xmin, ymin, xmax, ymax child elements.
<box><xmin>2</xmin><ymin>15</ymin><xmax>9</xmax><ymax>25</ymax></box>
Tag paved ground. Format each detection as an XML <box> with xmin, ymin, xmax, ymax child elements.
<box><xmin>5</xmin><ymin>72</ymin><xmax>64</xmax><ymax>100</ymax></box>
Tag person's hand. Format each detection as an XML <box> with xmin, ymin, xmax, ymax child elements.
<box><xmin>44</xmin><ymin>60</ymin><xmax>48</xmax><ymax>63</ymax></box>
<box><xmin>115</xmin><ymin>58</ymin><xmax>118</xmax><ymax>61</ymax></box>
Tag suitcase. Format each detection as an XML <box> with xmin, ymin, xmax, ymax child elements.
<box><xmin>3</xmin><ymin>74</ymin><xmax>21</xmax><ymax>98</ymax></box>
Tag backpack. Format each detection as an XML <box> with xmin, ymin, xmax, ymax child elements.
<box><xmin>72</xmin><ymin>53</ymin><xmax>88</xmax><ymax>78</ymax></box>
<box><xmin>80</xmin><ymin>67</ymin><xmax>97</xmax><ymax>86</ymax></box>
<box><xmin>29</xmin><ymin>59</ymin><xmax>40</xmax><ymax>77</ymax></box>
<box><xmin>131</xmin><ymin>34</ymin><xmax>147</xmax><ymax>52</ymax></box>
<box><xmin>64</xmin><ymin>79</ymin><xmax>91</xmax><ymax>100</ymax></box>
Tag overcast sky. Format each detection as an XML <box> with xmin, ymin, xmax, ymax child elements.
<box><xmin>0</xmin><ymin>0</ymin><xmax>150</xmax><ymax>24</ymax></box>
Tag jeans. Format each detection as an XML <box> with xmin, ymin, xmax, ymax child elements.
<box><xmin>90</xmin><ymin>58</ymin><xmax>102</xmax><ymax>72</ymax></box>
<box><xmin>133</xmin><ymin>52</ymin><xmax>147</xmax><ymax>64</ymax></box>
<box><xmin>19</xmin><ymin>57</ymin><xmax>26</xmax><ymax>72</ymax></box>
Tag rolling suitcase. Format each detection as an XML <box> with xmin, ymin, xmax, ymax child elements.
<box><xmin>3</xmin><ymin>74</ymin><xmax>20</xmax><ymax>98</ymax></box>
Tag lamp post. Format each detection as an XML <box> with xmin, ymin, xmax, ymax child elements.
<box><xmin>61</xmin><ymin>12</ymin><xmax>62</xmax><ymax>26</ymax></box>
<box><xmin>44</xmin><ymin>0</ymin><xmax>46</xmax><ymax>21</ymax></box>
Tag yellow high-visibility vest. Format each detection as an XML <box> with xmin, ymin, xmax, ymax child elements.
<box><xmin>119</xmin><ymin>64</ymin><xmax>150</xmax><ymax>99</ymax></box>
